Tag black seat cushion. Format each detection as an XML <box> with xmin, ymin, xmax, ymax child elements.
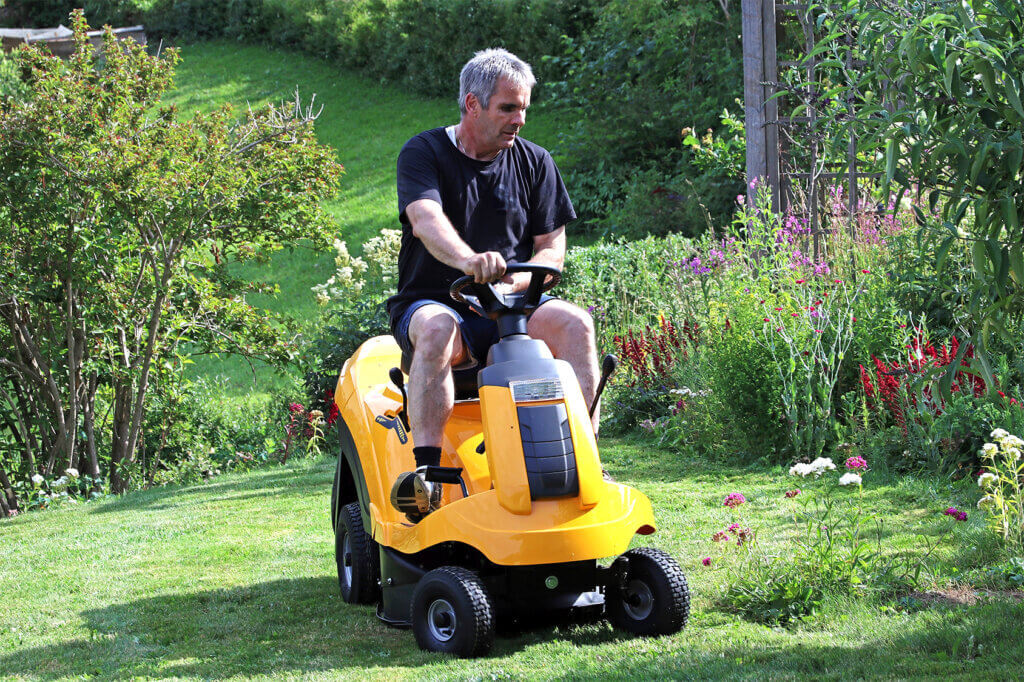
<box><xmin>399</xmin><ymin>352</ymin><xmax>480</xmax><ymax>401</ymax></box>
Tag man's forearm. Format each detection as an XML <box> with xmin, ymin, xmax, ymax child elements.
<box><xmin>408</xmin><ymin>201</ymin><xmax>475</xmax><ymax>270</ymax></box>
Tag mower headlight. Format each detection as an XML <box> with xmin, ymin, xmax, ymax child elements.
<box><xmin>509</xmin><ymin>377</ymin><xmax>563</xmax><ymax>403</ymax></box>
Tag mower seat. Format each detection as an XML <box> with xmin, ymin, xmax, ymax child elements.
<box><xmin>400</xmin><ymin>352</ymin><xmax>480</xmax><ymax>401</ymax></box>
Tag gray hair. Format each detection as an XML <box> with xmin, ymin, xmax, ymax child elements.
<box><xmin>458</xmin><ymin>48</ymin><xmax>536</xmax><ymax>115</ymax></box>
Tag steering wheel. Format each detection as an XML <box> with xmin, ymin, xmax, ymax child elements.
<box><xmin>449</xmin><ymin>263</ymin><xmax>562</xmax><ymax>319</ymax></box>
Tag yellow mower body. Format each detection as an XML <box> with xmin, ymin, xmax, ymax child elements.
<box><xmin>333</xmin><ymin>335</ymin><xmax>656</xmax><ymax>567</ymax></box>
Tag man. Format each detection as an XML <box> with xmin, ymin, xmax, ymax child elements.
<box><xmin>387</xmin><ymin>48</ymin><xmax>598</xmax><ymax>513</ymax></box>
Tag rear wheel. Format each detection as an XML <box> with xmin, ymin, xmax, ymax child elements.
<box><xmin>336</xmin><ymin>501</ymin><xmax>380</xmax><ymax>604</ymax></box>
<box><xmin>411</xmin><ymin>566</ymin><xmax>494</xmax><ymax>658</ymax></box>
<box><xmin>608</xmin><ymin>547</ymin><xmax>690</xmax><ymax>636</ymax></box>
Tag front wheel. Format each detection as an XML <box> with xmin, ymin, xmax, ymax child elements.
<box><xmin>608</xmin><ymin>547</ymin><xmax>690</xmax><ymax>636</ymax></box>
<box><xmin>411</xmin><ymin>566</ymin><xmax>494</xmax><ymax>657</ymax></box>
<box><xmin>336</xmin><ymin>501</ymin><xmax>380</xmax><ymax>604</ymax></box>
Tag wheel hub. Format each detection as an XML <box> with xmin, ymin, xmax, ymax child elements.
<box><xmin>622</xmin><ymin>578</ymin><xmax>654</xmax><ymax>620</ymax></box>
<box><xmin>341</xmin><ymin>534</ymin><xmax>353</xmax><ymax>586</ymax></box>
<box><xmin>427</xmin><ymin>598</ymin><xmax>457</xmax><ymax>642</ymax></box>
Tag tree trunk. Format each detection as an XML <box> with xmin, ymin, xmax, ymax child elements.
<box><xmin>0</xmin><ymin>460</ymin><xmax>19</xmax><ymax>515</ymax></box>
<box><xmin>109</xmin><ymin>380</ymin><xmax>132</xmax><ymax>494</ymax></box>
<box><xmin>83</xmin><ymin>372</ymin><xmax>100</xmax><ymax>489</ymax></box>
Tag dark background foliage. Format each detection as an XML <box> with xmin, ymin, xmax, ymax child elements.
<box><xmin>2</xmin><ymin>0</ymin><xmax>742</xmax><ymax>239</ymax></box>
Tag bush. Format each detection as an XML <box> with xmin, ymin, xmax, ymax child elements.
<box><xmin>543</xmin><ymin>0</ymin><xmax>744</xmax><ymax>236</ymax></box>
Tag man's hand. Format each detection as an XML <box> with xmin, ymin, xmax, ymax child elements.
<box><xmin>499</xmin><ymin>271</ymin><xmax>532</xmax><ymax>293</ymax></box>
<box><xmin>462</xmin><ymin>251</ymin><xmax>507</xmax><ymax>283</ymax></box>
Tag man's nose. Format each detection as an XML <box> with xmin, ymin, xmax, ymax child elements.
<box><xmin>513</xmin><ymin>109</ymin><xmax>526</xmax><ymax>126</ymax></box>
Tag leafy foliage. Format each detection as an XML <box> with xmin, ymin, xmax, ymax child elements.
<box><xmin>543</xmin><ymin>0</ymin><xmax>744</xmax><ymax>236</ymax></box>
<box><xmin>802</xmin><ymin>0</ymin><xmax>1024</xmax><ymax>388</ymax></box>
<box><xmin>0</xmin><ymin>13</ymin><xmax>341</xmax><ymax>509</ymax></box>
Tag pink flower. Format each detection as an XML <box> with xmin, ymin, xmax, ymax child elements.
<box><xmin>288</xmin><ymin>402</ymin><xmax>304</xmax><ymax>414</ymax></box>
<box><xmin>723</xmin><ymin>492</ymin><xmax>747</xmax><ymax>508</ymax></box>
<box><xmin>785</xmin><ymin>489</ymin><xmax>801</xmax><ymax>498</ymax></box>
<box><xmin>861</xmin><ymin>269</ymin><xmax>870</xmax><ymax>274</ymax></box>
<box><xmin>795</xmin><ymin>279</ymin><xmax>806</xmax><ymax>284</ymax></box>
<box><xmin>943</xmin><ymin>506</ymin><xmax>968</xmax><ymax>522</ymax></box>
<box><xmin>712</xmin><ymin>531</ymin><xmax>731</xmax><ymax>543</ymax></box>
<box><xmin>844</xmin><ymin>456</ymin><xmax>868</xmax><ymax>470</ymax></box>
<box><xmin>702</xmin><ymin>556</ymin><xmax>712</xmax><ymax>566</ymax></box>
<box><xmin>728</xmin><ymin>523</ymin><xmax>740</xmax><ymax>532</ymax></box>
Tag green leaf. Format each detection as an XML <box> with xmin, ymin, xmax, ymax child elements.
<box><xmin>944</xmin><ymin>57</ymin><xmax>957</xmax><ymax>95</ymax></box>
<box><xmin>938</xmin><ymin>337</ymin><xmax>972</xmax><ymax>401</ymax></box>
<box><xmin>1006</xmin><ymin>76</ymin><xmax>1024</xmax><ymax>119</ymax></box>
<box><xmin>1009</xmin><ymin>245</ymin><xmax>1024</xmax><ymax>285</ymax></box>
<box><xmin>885</xmin><ymin>137</ymin><xmax>897</xmax><ymax>182</ymax></box>
<box><xmin>935</xmin><ymin>235</ymin><xmax>955</xmax><ymax>271</ymax></box>
<box><xmin>1002</xmin><ymin>196</ymin><xmax>1020</xmax><ymax>232</ymax></box>
<box><xmin>931</xmin><ymin>39</ymin><xmax>947</xmax><ymax>71</ymax></box>
<box><xmin>970</xmin><ymin>141</ymin><xmax>989</xmax><ymax>185</ymax></box>
<box><xmin>972</xmin><ymin>239</ymin><xmax>989</xmax><ymax>274</ymax></box>
<box><xmin>978</xmin><ymin>59</ymin><xmax>999</xmax><ymax>104</ymax></box>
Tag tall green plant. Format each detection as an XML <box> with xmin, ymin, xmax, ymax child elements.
<box><xmin>803</xmin><ymin>0</ymin><xmax>1024</xmax><ymax>391</ymax></box>
<box><xmin>0</xmin><ymin>13</ymin><xmax>341</xmax><ymax>505</ymax></box>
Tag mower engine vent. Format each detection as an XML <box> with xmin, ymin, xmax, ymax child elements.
<box><xmin>509</xmin><ymin>377</ymin><xmax>563</xmax><ymax>403</ymax></box>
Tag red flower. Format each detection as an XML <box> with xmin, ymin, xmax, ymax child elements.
<box><xmin>795</xmin><ymin>279</ymin><xmax>806</xmax><ymax>284</ymax></box>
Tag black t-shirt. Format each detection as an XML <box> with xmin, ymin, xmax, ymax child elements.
<box><xmin>387</xmin><ymin>127</ymin><xmax>576</xmax><ymax>328</ymax></box>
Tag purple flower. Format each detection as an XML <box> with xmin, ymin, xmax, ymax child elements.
<box><xmin>723</xmin><ymin>492</ymin><xmax>747</xmax><ymax>508</ymax></box>
<box><xmin>702</xmin><ymin>556</ymin><xmax>712</xmax><ymax>567</ymax></box>
<box><xmin>943</xmin><ymin>506</ymin><xmax>968</xmax><ymax>522</ymax></box>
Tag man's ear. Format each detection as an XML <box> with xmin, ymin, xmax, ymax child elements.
<box><xmin>465</xmin><ymin>93</ymin><xmax>479</xmax><ymax>116</ymax></box>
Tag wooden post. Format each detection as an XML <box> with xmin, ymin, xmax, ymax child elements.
<box><xmin>743</xmin><ymin>0</ymin><xmax>767</xmax><ymax>205</ymax></box>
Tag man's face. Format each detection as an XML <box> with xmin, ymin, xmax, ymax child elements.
<box><xmin>474</xmin><ymin>77</ymin><xmax>530</xmax><ymax>155</ymax></box>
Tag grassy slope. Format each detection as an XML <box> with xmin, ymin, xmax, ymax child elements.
<box><xmin>2</xmin><ymin>441</ymin><xmax>1022</xmax><ymax>680</ymax></box>
<box><xmin>163</xmin><ymin>42</ymin><xmax>568</xmax><ymax>394</ymax></box>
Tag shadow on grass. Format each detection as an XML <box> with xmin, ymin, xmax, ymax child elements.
<box><xmin>86</xmin><ymin>463</ymin><xmax>333</xmax><ymax>515</ymax></box>
<box><xmin>0</xmin><ymin>576</ymin><xmax>642</xmax><ymax>679</ymax></box>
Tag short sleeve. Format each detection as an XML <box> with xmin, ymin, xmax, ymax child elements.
<box><xmin>529</xmin><ymin>151</ymin><xmax>577</xmax><ymax>236</ymax></box>
<box><xmin>397</xmin><ymin>135</ymin><xmax>443</xmax><ymax>219</ymax></box>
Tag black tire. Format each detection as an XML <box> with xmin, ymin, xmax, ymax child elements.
<box><xmin>607</xmin><ymin>547</ymin><xmax>690</xmax><ymax>636</ymax></box>
<box><xmin>336</xmin><ymin>501</ymin><xmax>380</xmax><ymax>604</ymax></box>
<box><xmin>411</xmin><ymin>566</ymin><xmax>495</xmax><ymax>658</ymax></box>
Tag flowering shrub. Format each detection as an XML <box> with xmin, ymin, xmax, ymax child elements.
<box><xmin>722</xmin><ymin>455</ymin><xmax>962</xmax><ymax>624</ymax></box>
<box><xmin>281</xmin><ymin>402</ymin><xmax>326</xmax><ymax>463</ymax></box>
<box><xmin>859</xmin><ymin>335</ymin><xmax>986</xmax><ymax>433</ymax></box>
<box><xmin>976</xmin><ymin>429</ymin><xmax>1024</xmax><ymax>550</ymax></box>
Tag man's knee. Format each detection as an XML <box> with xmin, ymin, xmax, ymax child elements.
<box><xmin>409</xmin><ymin>309</ymin><xmax>463</xmax><ymax>362</ymax></box>
<box><xmin>531</xmin><ymin>301</ymin><xmax>595</xmax><ymax>347</ymax></box>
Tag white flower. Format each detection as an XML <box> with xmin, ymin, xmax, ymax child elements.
<box><xmin>65</xmin><ymin>468</ymin><xmax>79</xmax><ymax>479</ymax></box>
<box><xmin>977</xmin><ymin>495</ymin><xmax>996</xmax><ymax>510</ymax></box>
<box><xmin>978</xmin><ymin>472</ymin><xmax>998</xmax><ymax>489</ymax></box>
<box><xmin>981</xmin><ymin>442</ymin><xmax>998</xmax><ymax>457</ymax></box>
<box><xmin>1001</xmin><ymin>435</ymin><xmax>1024</xmax><ymax>450</ymax></box>
<box><xmin>809</xmin><ymin>457</ymin><xmax>836</xmax><ymax>476</ymax></box>
<box><xmin>789</xmin><ymin>463</ymin><xmax>812</xmax><ymax>477</ymax></box>
<box><xmin>990</xmin><ymin>428</ymin><xmax>1009</xmax><ymax>440</ymax></box>
<box><xmin>31</xmin><ymin>474</ymin><xmax>44</xmax><ymax>488</ymax></box>
<box><xmin>1007</xmin><ymin>447</ymin><xmax>1022</xmax><ymax>462</ymax></box>
<box><xmin>838</xmin><ymin>472</ymin><xmax>862</xmax><ymax>486</ymax></box>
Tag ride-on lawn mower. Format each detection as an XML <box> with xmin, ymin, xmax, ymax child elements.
<box><xmin>330</xmin><ymin>264</ymin><xmax>690</xmax><ymax>657</ymax></box>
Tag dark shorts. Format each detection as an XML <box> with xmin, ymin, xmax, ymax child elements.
<box><xmin>394</xmin><ymin>296</ymin><xmax>554</xmax><ymax>369</ymax></box>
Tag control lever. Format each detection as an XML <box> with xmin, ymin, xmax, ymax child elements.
<box><xmin>388</xmin><ymin>367</ymin><xmax>411</xmax><ymax>432</ymax></box>
<box><xmin>589</xmin><ymin>354</ymin><xmax>618</xmax><ymax>420</ymax></box>
<box><xmin>423</xmin><ymin>465</ymin><xmax>469</xmax><ymax>498</ymax></box>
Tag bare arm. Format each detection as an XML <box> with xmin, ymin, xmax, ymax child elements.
<box><xmin>502</xmin><ymin>227</ymin><xmax>566</xmax><ymax>292</ymax></box>
<box><xmin>405</xmin><ymin>198</ymin><xmax>506</xmax><ymax>283</ymax></box>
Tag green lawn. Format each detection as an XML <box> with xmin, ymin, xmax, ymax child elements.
<box><xmin>164</xmin><ymin>41</ymin><xmax>570</xmax><ymax>395</ymax></box>
<box><xmin>3</xmin><ymin>440</ymin><xmax>1022</xmax><ymax>680</ymax></box>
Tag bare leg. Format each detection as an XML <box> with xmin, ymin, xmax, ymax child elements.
<box><xmin>528</xmin><ymin>300</ymin><xmax>601</xmax><ymax>433</ymax></box>
<box><xmin>406</xmin><ymin>306</ymin><xmax>468</xmax><ymax>448</ymax></box>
